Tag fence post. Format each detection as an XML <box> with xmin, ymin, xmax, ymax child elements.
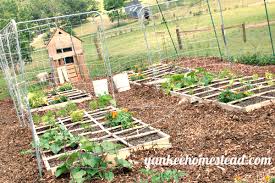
<box><xmin>242</xmin><ymin>23</ymin><xmax>247</xmax><ymax>43</ymax></box>
<box><xmin>94</xmin><ymin>34</ymin><xmax>103</xmax><ymax>60</ymax></box>
<box><xmin>176</xmin><ymin>26</ymin><xmax>183</xmax><ymax>50</ymax></box>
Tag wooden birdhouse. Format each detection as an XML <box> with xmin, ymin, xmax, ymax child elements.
<box><xmin>47</xmin><ymin>28</ymin><xmax>89</xmax><ymax>84</ymax></box>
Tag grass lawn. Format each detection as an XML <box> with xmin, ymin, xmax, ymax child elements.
<box><xmin>0</xmin><ymin>73</ymin><xmax>9</xmax><ymax>100</ymax></box>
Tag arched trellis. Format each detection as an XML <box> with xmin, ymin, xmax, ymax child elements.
<box><xmin>0</xmin><ymin>11</ymin><xmax>114</xmax><ymax>176</ymax></box>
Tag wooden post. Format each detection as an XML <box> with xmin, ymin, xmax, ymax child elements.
<box><xmin>93</xmin><ymin>35</ymin><xmax>103</xmax><ymax>60</ymax></box>
<box><xmin>242</xmin><ymin>23</ymin><xmax>247</xmax><ymax>43</ymax></box>
<box><xmin>176</xmin><ymin>26</ymin><xmax>183</xmax><ymax>50</ymax></box>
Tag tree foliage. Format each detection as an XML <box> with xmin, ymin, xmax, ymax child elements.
<box><xmin>104</xmin><ymin>0</ymin><xmax>125</xmax><ymax>26</ymax></box>
<box><xmin>0</xmin><ymin>0</ymin><xmax>98</xmax><ymax>63</ymax></box>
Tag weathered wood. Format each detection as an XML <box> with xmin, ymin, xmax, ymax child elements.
<box><xmin>176</xmin><ymin>26</ymin><xmax>183</xmax><ymax>50</ymax></box>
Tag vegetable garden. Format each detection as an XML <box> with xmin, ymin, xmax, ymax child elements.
<box><xmin>0</xmin><ymin>1</ymin><xmax>274</xmax><ymax>182</ymax></box>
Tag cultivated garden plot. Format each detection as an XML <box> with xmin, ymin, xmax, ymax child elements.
<box><xmin>128</xmin><ymin>63</ymin><xmax>191</xmax><ymax>85</ymax></box>
<box><xmin>130</xmin><ymin>64</ymin><xmax>275</xmax><ymax>112</ymax></box>
<box><xmin>29</xmin><ymin>83</ymin><xmax>92</xmax><ymax>112</ymax></box>
<box><xmin>34</xmin><ymin>106</ymin><xmax>171</xmax><ymax>175</ymax></box>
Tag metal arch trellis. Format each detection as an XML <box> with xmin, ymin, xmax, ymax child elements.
<box><xmin>0</xmin><ymin>11</ymin><xmax>114</xmax><ymax>176</ymax></box>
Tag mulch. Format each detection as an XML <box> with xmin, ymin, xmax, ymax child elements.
<box><xmin>0</xmin><ymin>58</ymin><xmax>274</xmax><ymax>183</ymax></box>
<box><xmin>171</xmin><ymin>57</ymin><xmax>275</xmax><ymax>76</ymax></box>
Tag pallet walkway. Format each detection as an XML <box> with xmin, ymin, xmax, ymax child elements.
<box><xmin>35</xmin><ymin>106</ymin><xmax>171</xmax><ymax>175</ymax></box>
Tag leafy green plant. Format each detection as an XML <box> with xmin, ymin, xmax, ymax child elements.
<box><xmin>58</xmin><ymin>83</ymin><xmax>73</xmax><ymax>92</ymax></box>
<box><xmin>71</xmin><ymin>110</ymin><xmax>84</xmax><ymax>122</ymax></box>
<box><xmin>50</xmin><ymin>95</ymin><xmax>68</xmax><ymax>104</ymax></box>
<box><xmin>89</xmin><ymin>94</ymin><xmax>115</xmax><ymax>110</ymax></box>
<box><xmin>139</xmin><ymin>168</ymin><xmax>186</xmax><ymax>183</ymax></box>
<box><xmin>32</xmin><ymin>113</ymin><xmax>41</xmax><ymax>125</ymax></box>
<box><xmin>106</xmin><ymin>109</ymin><xmax>133</xmax><ymax>129</ymax></box>
<box><xmin>133</xmin><ymin>64</ymin><xmax>148</xmax><ymax>73</ymax></box>
<box><xmin>161</xmin><ymin>68</ymin><xmax>214</xmax><ymax>93</ymax></box>
<box><xmin>55</xmin><ymin>139</ymin><xmax>132</xmax><ymax>183</ymax></box>
<box><xmin>218</xmin><ymin>89</ymin><xmax>252</xmax><ymax>103</ymax></box>
<box><xmin>41</xmin><ymin>111</ymin><xmax>56</xmax><ymax>125</ymax></box>
<box><xmin>28</xmin><ymin>91</ymin><xmax>48</xmax><ymax>108</ymax></box>
<box><xmin>39</xmin><ymin>125</ymin><xmax>79</xmax><ymax>154</ymax></box>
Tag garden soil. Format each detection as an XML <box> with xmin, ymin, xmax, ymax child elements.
<box><xmin>0</xmin><ymin>58</ymin><xmax>274</xmax><ymax>183</ymax></box>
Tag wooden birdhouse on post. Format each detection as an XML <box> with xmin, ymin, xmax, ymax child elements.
<box><xmin>47</xmin><ymin>28</ymin><xmax>90</xmax><ymax>84</ymax></box>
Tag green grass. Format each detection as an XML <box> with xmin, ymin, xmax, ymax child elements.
<box><xmin>0</xmin><ymin>73</ymin><xmax>9</xmax><ymax>100</ymax></box>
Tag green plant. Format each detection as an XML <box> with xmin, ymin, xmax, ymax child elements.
<box><xmin>71</xmin><ymin>110</ymin><xmax>84</xmax><ymax>122</ymax></box>
<box><xmin>106</xmin><ymin>109</ymin><xmax>133</xmax><ymax>129</ymax></box>
<box><xmin>89</xmin><ymin>100</ymin><xmax>98</xmax><ymax>110</ymax></box>
<box><xmin>55</xmin><ymin>138</ymin><xmax>132</xmax><ymax>183</ymax></box>
<box><xmin>41</xmin><ymin>111</ymin><xmax>56</xmax><ymax>125</ymax></box>
<box><xmin>229</xmin><ymin>54</ymin><xmax>275</xmax><ymax>66</ymax></box>
<box><xmin>65</xmin><ymin>102</ymin><xmax>78</xmax><ymax>113</ymax></box>
<box><xmin>28</xmin><ymin>91</ymin><xmax>48</xmax><ymax>108</ymax></box>
<box><xmin>89</xmin><ymin>94</ymin><xmax>115</xmax><ymax>110</ymax></box>
<box><xmin>139</xmin><ymin>168</ymin><xmax>186</xmax><ymax>183</ymax></box>
<box><xmin>56</xmin><ymin>109</ymin><xmax>68</xmax><ymax>117</ymax></box>
<box><xmin>130</xmin><ymin>73</ymin><xmax>145</xmax><ymax>81</ymax></box>
<box><xmin>39</xmin><ymin>125</ymin><xmax>79</xmax><ymax>154</ymax></box>
<box><xmin>32</xmin><ymin>113</ymin><xmax>41</xmax><ymax>125</ymax></box>
<box><xmin>50</xmin><ymin>95</ymin><xmax>68</xmax><ymax>104</ymax></box>
<box><xmin>58</xmin><ymin>83</ymin><xmax>73</xmax><ymax>92</ymax></box>
<box><xmin>50</xmin><ymin>89</ymin><xmax>58</xmax><ymax>96</ymax></box>
<box><xmin>161</xmin><ymin>68</ymin><xmax>213</xmax><ymax>93</ymax></box>
<box><xmin>218</xmin><ymin>89</ymin><xmax>252</xmax><ymax>103</ymax></box>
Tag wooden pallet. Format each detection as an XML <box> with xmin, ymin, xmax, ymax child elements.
<box><xmin>171</xmin><ymin>76</ymin><xmax>275</xmax><ymax>112</ymax></box>
<box><xmin>30</xmin><ymin>88</ymin><xmax>92</xmax><ymax>112</ymax></box>
<box><xmin>35</xmin><ymin>106</ymin><xmax>171</xmax><ymax>175</ymax></box>
<box><xmin>129</xmin><ymin>63</ymin><xmax>191</xmax><ymax>86</ymax></box>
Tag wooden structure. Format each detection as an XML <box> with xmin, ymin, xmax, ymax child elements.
<box><xmin>47</xmin><ymin>28</ymin><xmax>90</xmax><ymax>84</ymax></box>
<box><xmin>34</xmin><ymin>106</ymin><xmax>171</xmax><ymax>175</ymax></box>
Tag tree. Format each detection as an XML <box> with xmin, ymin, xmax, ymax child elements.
<box><xmin>104</xmin><ymin>0</ymin><xmax>125</xmax><ymax>26</ymax></box>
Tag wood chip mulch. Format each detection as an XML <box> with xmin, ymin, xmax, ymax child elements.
<box><xmin>0</xmin><ymin>58</ymin><xmax>275</xmax><ymax>182</ymax></box>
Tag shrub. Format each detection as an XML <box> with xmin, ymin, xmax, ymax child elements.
<box><xmin>229</xmin><ymin>54</ymin><xmax>275</xmax><ymax>66</ymax></box>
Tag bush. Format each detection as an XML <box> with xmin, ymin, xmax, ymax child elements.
<box><xmin>229</xmin><ymin>54</ymin><xmax>275</xmax><ymax>66</ymax></box>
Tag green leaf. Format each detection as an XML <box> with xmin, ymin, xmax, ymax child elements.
<box><xmin>50</xmin><ymin>143</ymin><xmax>62</xmax><ymax>154</ymax></box>
<box><xmin>81</xmin><ymin>153</ymin><xmax>101</xmax><ymax>167</ymax></box>
<box><xmin>86</xmin><ymin>169</ymin><xmax>99</xmax><ymax>177</ymax></box>
<box><xmin>71</xmin><ymin>169</ymin><xmax>86</xmax><ymax>183</ymax></box>
<box><xmin>101</xmin><ymin>141</ymin><xmax>118</xmax><ymax>154</ymax></box>
<box><xmin>55</xmin><ymin>163</ymin><xmax>68</xmax><ymax>177</ymax></box>
<box><xmin>115</xmin><ymin>158</ymin><xmax>132</xmax><ymax>169</ymax></box>
<box><xmin>103</xmin><ymin>171</ymin><xmax>114</xmax><ymax>182</ymax></box>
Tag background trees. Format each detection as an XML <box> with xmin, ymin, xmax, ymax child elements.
<box><xmin>104</xmin><ymin>0</ymin><xmax>125</xmax><ymax>27</ymax></box>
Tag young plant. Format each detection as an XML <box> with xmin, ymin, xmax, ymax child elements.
<box><xmin>218</xmin><ymin>89</ymin><xmax>252</xmax><ymax>103</ymax></box>
<box><xmin>106</xmin><ymin>109</ymin><xmax>133</xmax><ymax>129</ymax></box>
<box><xmin>139</xmin><ymin>168</ymin><xmax>186</xmax><ymax>183</ymax></box>
<box><xmin>71</xmin><ymin>110</ymin><xmax>84</xmax><ymax>122</ymax></box>
<box><xmin>55</xmin><ymin>139</ymin><xmax>132</xmax><ymax>183</ymax></box>
<box><xmin>39</xmin><ymin>125</ymin><xmax>79</xmax><ymax>154</ymax></box>
<box><xmin>41</xmin><ymin>111</ymin><xmax>56</xmax><ymax>125</ymax></box>
<box><xmin>58</xmin><ymin>83</ymin><xmax>73</xmax><ymax>92</ymax></box>
<box><xmin>28</xmin><ymin>91</ymin><xmax>48</xmax><ymax>108</ymax></box>
<box><xmin>89</xmin><ymin>94</ymin><xmax>115</xmax><ymax>110</ymax></box>
<box><xmin>50</xmin><ymin>95</ymin><xmax>68</xmax><ymax>104</ymax></box>
<box><xmin>130</xmin><ymin>73</ymin><xmax>145</xmax><ymax>81</ymax></box>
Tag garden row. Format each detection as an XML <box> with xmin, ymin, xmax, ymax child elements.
<box><xmin>30</xmin><ymin>92</ymin><xmax>171</xmax><ymax>182</ymax></box>
<box><xmin>129</xmin><ymin>63</ymin><xmax>275</xmax><ymax>112</ymax></box>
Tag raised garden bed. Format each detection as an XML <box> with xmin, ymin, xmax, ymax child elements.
<box><xmin>30</xmin><ymin>88</ymin><xmax>91</xmax><ymax>112</ymax></box>
<box><xmin>128</xmin><ymin>63</ymin><xmax>191</xmax><ymax>85</ymax></box>
<box><xmin>34</xmin><ymin>106</ymin><xmax>171</xmax><ymax>175</ymax></box>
